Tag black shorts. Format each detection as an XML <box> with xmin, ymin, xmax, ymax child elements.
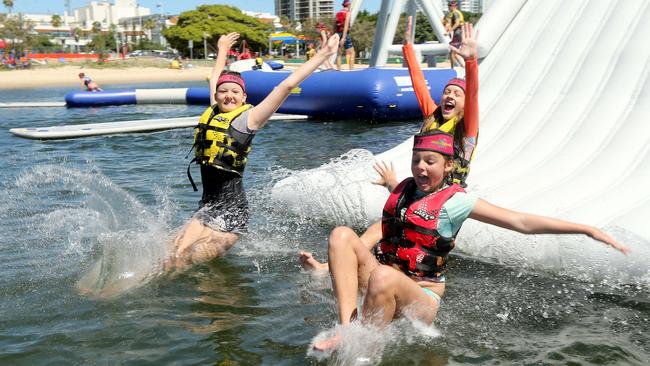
<box><xmin>194</xmin><ymin>165</ymin><xmax>250</xmax><ymax>234</ymax></box>
<box><xmin>451</xmin><ymin>28</ymin><xmax>462</xmax><ymax>48</ymax></box>
<box><xmin>336</xmin><ymin>32</ymin><xmax>354</xmax><ymax>50</ymax></box>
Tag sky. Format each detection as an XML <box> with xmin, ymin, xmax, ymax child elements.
<box><xmin>6</xmin><ymin>1</ymin><xmax>380</xmax><ymax>16</ymax></box>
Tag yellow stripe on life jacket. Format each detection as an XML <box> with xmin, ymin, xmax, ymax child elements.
<box><xmin>194</xmin><ymin>104</ymin><xmax>253</xmax><ymax>175</ymax></box>
<box><xmin>422</xmin><ymin>115</ymin><xmax>473</xmax><ymax>187</ymax></box>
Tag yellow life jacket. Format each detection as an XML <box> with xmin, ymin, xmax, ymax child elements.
<box><xmin>423</xmin><ymin>115</ymin><xmax>474</xmax><ymax>187</ymax></box>
<box><xmin>187</xmin><ymin>104</ymin><xmax>253</xmax><ymax>191</ymax></box>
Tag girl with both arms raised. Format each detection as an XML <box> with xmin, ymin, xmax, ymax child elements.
<box><xmin>300</xmin><ymin>18</ymin><xmax>479</xmax><ymax>270</ymax></box>
<box><xmin>170</xmin><ymin>32</ymin><xmax>340</xmax><ymax>270</ymax></box>
<box><xmin>312</xmin><ymin>130</ymin><xmax>630</xmax><ymax>351</ymax></box>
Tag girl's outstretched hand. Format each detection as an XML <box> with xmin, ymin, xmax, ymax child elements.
<box><xmin>589</xmin><ymin>228</ymin><xmax>631</xmax><ymax>255</ymax></box>
<box><xmin>449</xmin><ymin>23</ymin><xmax>478</xmax><ymax>59</ymax></box>
<box><xmin>218</xmin><ymin>32</ymin><xmax>240</xmax><ymax>51</ymax></box>
<box><xmin>372</xmin><ymin>160</ymin><xmax>398</xmax><ymax>191</ymax></box>
<box><xmin>320</xmin><ymin>33</ymin><xmax>340</xmax><ymax>57</ymax></box>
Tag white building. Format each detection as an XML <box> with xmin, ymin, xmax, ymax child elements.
<box><xmin>243</xmin><ymin>10</ymin><xmax>283</xmax><ymax>31</ymax></box>
<box><xmin>74</xmin><ymin>0</ymin><xmax>150</xmax><ymax>30</ymax></box>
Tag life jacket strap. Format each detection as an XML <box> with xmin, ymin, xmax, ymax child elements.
<box><xmin>187</xmin><ymin>157</ymin><xmax>199</xmax><ymax>192</ymax></box>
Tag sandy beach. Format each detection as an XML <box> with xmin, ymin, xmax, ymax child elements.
<box><xmin>0</xmin><ymin>65</ymin><xmax>213</xmax><ymax>90</ymax></box>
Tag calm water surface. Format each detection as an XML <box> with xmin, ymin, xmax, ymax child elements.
<box><xmin>0</xmin><ymin>82</ymin><xmax>648</xmax><ymax>365</ymax></box>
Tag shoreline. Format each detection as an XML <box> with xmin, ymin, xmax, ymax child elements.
<box><xmin>0</xmin><ymin>61</ymin><xmax>451</xmax><ymax>90</ymax></box>
<box><xmin>0</xmin><ymin>65</ymin><xmax>213</xmax><ymax>90</ymax></box>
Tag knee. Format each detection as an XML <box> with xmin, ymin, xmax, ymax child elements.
<box><xmin>328</xmin><ymin>226</ymin><xmax>356</xmax><ymax>252</ymax></box>
<box><xmin>367</xmin><ymin>266</ymin><xmax>397</xmax><ymax>297</ymax></box>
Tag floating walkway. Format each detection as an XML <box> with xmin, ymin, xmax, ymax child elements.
<box><xmin>9</xmin><ymin>113</ymin><xmax>308</xmax><ymax>140</ymax></box>
<box><xmin>0</xmin><ymin>102</ymin><xmax>67</xmax><ymax>108</ymax></box>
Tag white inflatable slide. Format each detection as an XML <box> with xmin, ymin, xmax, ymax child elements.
<box><xmin>272</xmin><ymin>0</ymin><xmax>650</xmax><ymax>285</ymax></box>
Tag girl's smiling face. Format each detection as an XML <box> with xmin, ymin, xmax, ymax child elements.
<box><xmin>410</xmin><ymin>150</ymin><xmax>453</xmax><ymax>192</ymax></box>
<box><xmin>441</xmin><ymin>85</ymin><xmax>465</xmax><ymax>120</ymax></box>
<box><xmin>215</xmin><ymin>82</ymin><xmax>246</xmax><ymax>112</ymax></box>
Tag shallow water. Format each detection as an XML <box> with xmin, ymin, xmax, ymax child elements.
<box><xmin>0</xmin><ymin>83</ymin><xmax>648</xmax><ymax>365</ymax></box>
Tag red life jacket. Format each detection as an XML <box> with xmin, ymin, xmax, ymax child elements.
<box><xmin>335</xmin><ymin>9</ymin><xmax>348</xmax><ymax>33</ymax></box>
<box><xmin>376</xmin><ymin>178</ymin><xmax>465</xmax><ymax>278</ymax></box>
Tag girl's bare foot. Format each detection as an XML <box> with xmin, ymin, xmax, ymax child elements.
<box><xmin>299</xmin><ymin>251</ymin><xmax>328</xmax><ymax>271</ymax></box>
<box><xmin>312</xmin><ymin>333</ymin><xmax>341</xmax><ymax>351</ymax></box>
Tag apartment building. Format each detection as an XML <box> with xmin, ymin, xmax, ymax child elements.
<box><xmin>275</xmin><ymin>0</ymin><xmax>334</xmax><ymax>22</ymax></box>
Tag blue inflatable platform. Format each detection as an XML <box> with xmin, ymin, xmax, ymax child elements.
<box><xmin>64</xmin><ymin>67</ymin><xmax>457</xmax><ymax>121</ymax></box>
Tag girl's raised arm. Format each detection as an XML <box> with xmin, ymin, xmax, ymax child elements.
<box><xmin>209</xmin><ymin>32</ymin><xmax>240</xmax><ymax>106</ymax></box>
<box><xmin>247</xmin><ymin>34</ymin><xmax>340</xmax><ymax>130</ymax></box>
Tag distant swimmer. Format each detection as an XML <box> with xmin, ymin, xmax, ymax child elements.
<box><xmin>169</xmin><ymin>32</ymin><xmax>341</xmax><ymax>271</ymax></box>
<box><xmin>78</xmin><ymin>72</ymin><xmax>102</xmax><ymax>92</ymax></box>
<box><xmin>310</xmin><ymin>130</ymin><xmax>630</xmax><ymax>352</ymax></box>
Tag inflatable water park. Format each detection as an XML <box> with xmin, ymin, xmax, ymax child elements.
<box><xmin>3</xmin><ymin>0</ymin><xmax>649</xmax><ymax>364</ymax></box>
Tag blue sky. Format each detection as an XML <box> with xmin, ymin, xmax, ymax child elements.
<box><xmin>6</xmin><ymin>1</ymin><xmax>380</xmax><ymax>16</ymax></box>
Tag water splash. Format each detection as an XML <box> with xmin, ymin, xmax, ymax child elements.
<box><xmin>271</xmin><ymin>149</ymin><xmax>388</xmax><ymax>229</ymax></box>
<box><xmin>5</xmin><ymin>164</ymin><xmax>174</xmax><ymax>299</ymax></box>
<box><xmin>307</xmin><ymin>319</ymin><xmax>441</xmax><ymax>366</ymax></box>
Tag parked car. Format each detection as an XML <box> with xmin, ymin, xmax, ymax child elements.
<box><xmin>127</xmin><ymin>50</ymin><xmax>150</xmax><ymax>57</ymax></box>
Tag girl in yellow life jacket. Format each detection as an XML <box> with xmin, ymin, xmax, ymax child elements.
<box><xmin>171</xmin><ymin>32</ymin><xmax>341</xmax><ymax>271</ymax></box>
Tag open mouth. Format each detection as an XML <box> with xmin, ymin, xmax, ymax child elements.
<box><xmin>415</xmin><ymin>175</ymin><xmax>430</xmax><ymax>186</ymax></box>
<box><xmin>443</xmin><ymin>101</ymin><xmax>455</xmax><ymax>113</ymax></box>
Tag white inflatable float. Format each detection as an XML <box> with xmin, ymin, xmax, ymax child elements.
<box><xmin>271</xmin><ymin>0</ymin><xmax>650</xmax><ymax>285</ymax></box>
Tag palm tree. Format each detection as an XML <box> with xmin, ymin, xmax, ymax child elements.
<box><xmin>91</xmin><ymin>21</ymin><xmax>102</xmax><ymax>34</ymax></box>
<box><xmin>51</xmin><ymin>14</ymin><xmax>62</xmax><ymax>28</ymax></box>
<box><xmin>2</xmin><ymin>0</ymin><xmax>13</xmax><ymax>15</ymax></box>
<box><xmin>144</xmin><ymin>18</ymin><xmax>155</xmax><ymax>41</ymax></box>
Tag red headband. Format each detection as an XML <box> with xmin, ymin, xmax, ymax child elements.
<box><xmin>445</xmin><ymin>78</ymin><xmax>465</xmax><ymax>92</ymax></box>
<box><xmin>413</xmin><ymin>131</ymin><xmax>454</xmax><ymax>156</ymax></box>
<box><xmin>216</xmin><ymin>73</ymin><xmax>246</xmax><ymax>92</ymax></box>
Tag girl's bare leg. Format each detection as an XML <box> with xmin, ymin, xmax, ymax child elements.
<box><xmin>363</xmin><ymin>266</ymin><xmax>441</xmax><ymax>326</ymax></box>
<box><xmin>171</xmin><ymin>218</ymin><xmax>239</xmax><ymax>270</ymax></box>
<box><xmin>313</xmin><ymin>226</ymin><xmax>380</xmax><ymax>351</ymax></box>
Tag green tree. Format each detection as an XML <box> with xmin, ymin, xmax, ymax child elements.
<box><xmin>0</xmin><ymin>13</ymin><xmax>35</xmax><ymax>55</ymax></box>
<box><xmin>91</xmin><ymin>21</ymin><xmax>102</xmax><ymax>34</ymax></box>
<box><xmin>143</xmin><ymin>18</ymin><xmax>156</xmax><ymax>41</ymax></box>
<box><xmin>163</xmin><ymin>4</ymin><xmax>272</xmax><ymax>57</ymax></box>
<box><xmin>350</xmin><ymin>18</ymin><xmax>375</xmax><ymax>58</ymax></box>
<box><xmin>3</xmin><ymin>0</ymin><xmax>13</xmax><ymax>14</ymax></box>
<box><xmin>51</xmin><ymin>14</ymin><xmax>62</xmax><ymax>28</ymax></box>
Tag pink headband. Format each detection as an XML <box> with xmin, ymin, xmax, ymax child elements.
<box><xmin>413</xmin><ymin>131</ymin><xmax>454</xmax><ymax>156</ymax></box>
<box><xmin>216</xmin><ymin>73</ymin><xmax>246</xmax><ymax>92</ymax></box>
<box><xmin>445</xmin><ymin>78</ymin><xmax>466</xmax><ymax>92</ymax></box>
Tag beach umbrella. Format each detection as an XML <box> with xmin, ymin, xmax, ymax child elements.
<box><xmin>0</xmin><ymin>40</ymin><xmax>6</xmax><ymax>49</ymax></box>
<box><xmin>269</xmin><ymin>32</ymin><xmax>305</xmax><ymax>44</ymax></box>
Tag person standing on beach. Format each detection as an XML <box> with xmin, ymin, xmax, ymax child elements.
<box><xmin>335</xmin><ymin>0</ymin><xmax>355</xmax><ymax>70</ymax></box>
<box><xmin>78</xmin><ymin>72</ymin><xmax>102</xmax><ymax>92</ymax></box>
<box><xmin>172</xmin><ymin>32</ymin><xmax>340</xmax><ymax>270</ymax></box>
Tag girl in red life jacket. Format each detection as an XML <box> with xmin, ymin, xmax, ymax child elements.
<box><xmin>311</xmin><ymin>130</ymin><xmax>630</xmax><ymax>352</ymax></box>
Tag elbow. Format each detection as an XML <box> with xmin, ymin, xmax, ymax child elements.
<box><xmin>511</xmin><ymin>215</ymin><xmax>535</xmax><ymax>234</ymax></box>
<box><xmin>277</xmin><ymin>80</ymin><xmax>296</xmax><ymax>94</ymax></box>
